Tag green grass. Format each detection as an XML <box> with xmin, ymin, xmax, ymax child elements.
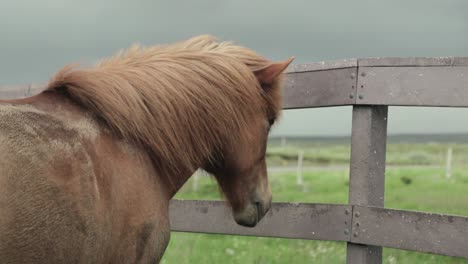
<box><xmin>266</xmin><ymin>143</ymin><xmax>468</xmax><ymax>167</ymax></box>
<box><xmin>161</xmin><ymin>143</ymin><xmax>468</xmax><ymax>264</ymax></box>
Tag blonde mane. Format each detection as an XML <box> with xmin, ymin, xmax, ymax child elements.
<box><xmin>46</xmin><ymin>35</ymin><xmax>280</xmax><ymax>181</ymax></box>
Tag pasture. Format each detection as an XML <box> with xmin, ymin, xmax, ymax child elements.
<box><xmin>162</xmin><ymin>140</ymin><xmax>468</xmax><ymax>264</ymax></box>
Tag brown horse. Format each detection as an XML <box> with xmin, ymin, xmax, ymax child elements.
<box><xmin>0</xmin><ymin>35</ymin><xmax>293</xmax><ymax>263</ymax></box>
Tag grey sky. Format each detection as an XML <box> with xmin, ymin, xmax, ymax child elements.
<box><xmin>1</xmin><ymin>0</ymin><xmax>468</xmax><ymax>136</ymax></box>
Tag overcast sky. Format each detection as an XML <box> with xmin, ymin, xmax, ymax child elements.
<box><xmin>1</xmin><ymin>0</ymin><xmax>468</xmax><ymax>136</ymax></box>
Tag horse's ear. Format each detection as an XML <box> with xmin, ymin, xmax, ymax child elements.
<box><xmin>254</xmin><ymin>57</ymin><xmax>294</xmax><ymax>85</ymax></box>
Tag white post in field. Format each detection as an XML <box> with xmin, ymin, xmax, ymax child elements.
<box><xmin>297</xmin><ymin>150</ymin><xmax>304</xmax><ymax>186</ymax></box>
<box><xmin>446</xmin><ymin>147</ymin><xmax>453</xmax><ymax>179</ymax></box>
<box><xmin>281</xmin><ymin>137</ymin><xmax>286</xmax><ymax>148</ymax></box>
<box><xmin>192</xmin><ymin>171</ymin><xmax>200</xmax><ymax>191</ymax></box>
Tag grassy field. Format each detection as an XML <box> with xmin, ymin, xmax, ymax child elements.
<box><xmin>266</xmin><ymin>142</ymin><xmax>468</xmax><ymax>167</ymax></box>
<box><xmin>161</xmin><ymin>141</ymin><xmax>468</xmax><ymax>264</ymax></box>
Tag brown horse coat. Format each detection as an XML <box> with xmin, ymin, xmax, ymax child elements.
<box><xmin>0</xmin><ymin>93</ymin><xmax>171</xmax><ymax>263</ymax></box>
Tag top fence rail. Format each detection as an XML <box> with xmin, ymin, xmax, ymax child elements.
<box><xmin>283</xmin><ymin>57</ymin><xmax>468</xmax><ymax>109</ymax></box>
<box><xmin>2</xmin><ymin>57</ymin><xmax>468</xmax><ymax>109</ymax></box>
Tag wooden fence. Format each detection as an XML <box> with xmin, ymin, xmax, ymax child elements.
<box><xmin>2</xmin><ymin>57</ymin><xmax>468</xmax><ymax>263</ymax></box>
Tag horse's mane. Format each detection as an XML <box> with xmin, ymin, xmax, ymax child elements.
<box><xmin>46</xmin><ymin>35</ymin><xmax>281</xmax><ymax>181</ymax></box>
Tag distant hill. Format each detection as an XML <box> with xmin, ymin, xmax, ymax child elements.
<box><xmin>269</xmin><ymin>133</ymin><xmax>468</xmax><ymax>145</ymax></box>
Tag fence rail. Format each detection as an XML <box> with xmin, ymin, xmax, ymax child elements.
<box><xmin>169</xmin><ymin>200</ymin><xmax>468</xmax><ymax>259</ymax></box>
<box><xmin>283</xmin><ymin>57</ymin><xmax>468</xmax><ymax>109</ymax></box>
<box><xmin>2</xmin><ymin>56</ymin><xmax>468</xmax><ymax>263</ymax></box>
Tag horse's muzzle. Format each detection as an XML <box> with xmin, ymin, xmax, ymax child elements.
<box><xmin>233</xmin><ymin>196</ymin><xmax>272</xmax><ymax>227</ymax></box>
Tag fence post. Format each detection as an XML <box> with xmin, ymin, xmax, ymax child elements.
<box><xmin>346</xmin><ymin>105</ymin><xmax>388</xmax><ymax>264</ymax></box>
<box><xmin>446</xmin><ymin>147</ymin><xmax>452</xmax><ymax>179</ymax></box>
<box><xmin>297</xmin><ymin>150</ymin><xmax>304</xmax><ymax>187</ymax></box>
<box><xmin>192</xmin><ymin>171</ymin><xmax>200</xmax><ymax>192</ymax></box>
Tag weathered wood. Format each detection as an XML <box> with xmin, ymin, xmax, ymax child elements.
<box><xmin>296</xmin><ymin>150</ymin><xmax>304</xmax><ymax>186</ymax></box>
<box><xmin>286</xmin><ymin>59</ymin><xmax>357</xmax><ymax>73</ymax></box>
<box><xmin>169</xmin><ymin>200</ymin><xmax>468</xmax><ymax>259</ymax></box>
<box><xmin>346</xmin><ymin>106</ymin><xmax>388</xmax><ymax>264</ymax></box>
<box><xmin>357</xmin><ymin>66</ymin><xmax>468</xmax><ymax>107</ymax></box>
<box><xmin>358</xmin><ymin>57</ymin><xmax>468</xmax><ymax>67</ymax></box>
<box><xmin>350</xmin><ymin>206</ymin><xmax>468</xmax><ymax>259</ymax></box>
<box><xmin>283</xmin><ymin>68</ymin><xmax>357</xmax><ymax>109</ymax></box>
<box><xmin>2</xmin><ymin>57</ymin><xmax>468</xmax><ymax>108</ymax></box>
<box><xmin>169</xmin><ymin>200</ymin><xmax>353</xmax><ymax>242</ymax></box>
<box><xmin>446</xmin><ymin>147</ymin><xmax>453</xmax><ymax>179</ymax></box>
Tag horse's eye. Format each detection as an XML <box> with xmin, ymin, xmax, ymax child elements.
<box><xmin>268</xmin><ymin>118</ymin><xmax>275</xmax><ymax>126</ymax></box>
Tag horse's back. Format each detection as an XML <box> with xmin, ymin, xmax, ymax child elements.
<box><xmin>0</xmin><ymin>101</ymin><xmax>170</xmax><ymax>263</ymax></box>
<box><xmin>0</xmin><ymin>103</ymin><xmax>110</xmax><ymax>263</ymax></box>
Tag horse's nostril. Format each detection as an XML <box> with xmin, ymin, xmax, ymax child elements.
<box><xmin>255</xmin><ymin>201</ymin><xmax>262</xmax><ymax>215</ymax></box>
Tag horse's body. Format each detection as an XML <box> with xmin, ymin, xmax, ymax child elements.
<box><xmin>0</xmin><ymin>93</ymin><xmax>171</xmax><ymax>263</ymax></box>
<box><xmin>0</xmin><ymin>36</ymin><xmax>292</xmax><ymax>263</ymax></box>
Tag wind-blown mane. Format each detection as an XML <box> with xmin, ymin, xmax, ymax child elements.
<box><xmin>46</xmin><ymin>35</ymin><xmax>280</xmax><ymax>181</ymax></box>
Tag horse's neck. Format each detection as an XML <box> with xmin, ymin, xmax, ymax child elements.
<box><xmin>13</xmin><ymin>91</ymin><xmax>201</xmax><ymax>199</ymax></box>
<box><xmin>149</xmin><ymin>154</ymin><xmax>198</xmax><ymax>198</ymax></box>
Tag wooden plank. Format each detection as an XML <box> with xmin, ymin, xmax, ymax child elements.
<box><xmin>358</xmin><ymin>57</ymin><xmax>468</xmax><ymax>67</ymax></box>
<box><xmin>169</xmin><ymin>200</ymin><xmax>352</xmax><ymax>242</ymax></box>
<box><xmin>351</xmin><ymin>206</ymin><xmax>468</xmax><ymax>259</ymax></box>
<box><xmin>283</xmin><ymin>67</ymin><xmax>357</xmax><ymax>109</ymax></box>
<box><xmin>3</xmin><ymin>57</ymin><xmax>468</xmax><ymax>108</ymax></box>
<box><xmin>357</xmin><ymin>66</ymin><xmax>468</xmax><ymax>107</ymax></box>
<box><xmin>286</xmin><ymin>59</ymin><xmax>357</xmax><ymax>73</ymax></box>
<box><xmin>346</xmin><ymin>106</ymin><xmax>388</xmax><ymax>264</ymax></box>
<box><xmin>170</xmin><ymin>199</ymin><xmax>468</xmax><ymax>259</ymax></box>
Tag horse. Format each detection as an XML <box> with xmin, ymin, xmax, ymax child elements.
<box><xmin>0</xmin><ymin>35</ymin><xmax>293</xmax><ymax>263</ymax></box>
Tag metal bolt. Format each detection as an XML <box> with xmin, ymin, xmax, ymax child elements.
<box><xmin>361</xmin><ymin>72</ymin><xmax>366</xmax><ymax>77</ymax></box>
<box><xmin>355</xmin><ymin>211</ymin><xmax>360</xmax><ymax>217</ymax></box>
<box><xmin>355</xmin><ymin>222</ymin><xmax>360</xmax><ymax>227</ymax></box>
<box><xmin>360</xmin><ymin>85</ymin><xmax>364</xmax><ymax>88</ymax></box>
<box><xmin>358</xmin><ymin>95</ymin><xmax>364</xmax><ymax>100</ymax></box>
<box><xmin>344</xmin><ymin>229</ymin><xmax>350</xmax><ymax>235</ymax></box>
<box><xmin>351</xmin><ymin>85</ymin><xmax>355</xmax><ymax>89</ymax></box>
<box><xmin>344</xmin><ymin>220</ymin><xmax>348</xmax><ymax>225</ymax></box>
<box><xmin>350</xmin><ymin>73</ymin><xmax>355</xmax><ymax>79</ymax></box>
<box><xmin>345</xmin><ymin>209</ymin><xmax>350</xmax><ymax>215</ymax></box>
<box><xmin>349</xmin><ymin>94</ymin><xmax>354</xmax><ymax>99</ymax></box>
<box><xmin>353</xmin><ymin>232</ymin><xmax>358</xmax><ymax>237</ymax></box>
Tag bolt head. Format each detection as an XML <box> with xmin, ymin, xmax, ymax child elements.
<box><xmin>358</xmin><ymin>95</ymin><xmax>364</xmax><ymax>100</ymax></box>
<box><xmin>361</xmin><ymin>72</ymin><xmax>366</xmax><ymax>77</ymax></box>
<box><xmin>355</xmin><ymin>212</ymin><xmax>360</xmax><ymax>217</ymax></box>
